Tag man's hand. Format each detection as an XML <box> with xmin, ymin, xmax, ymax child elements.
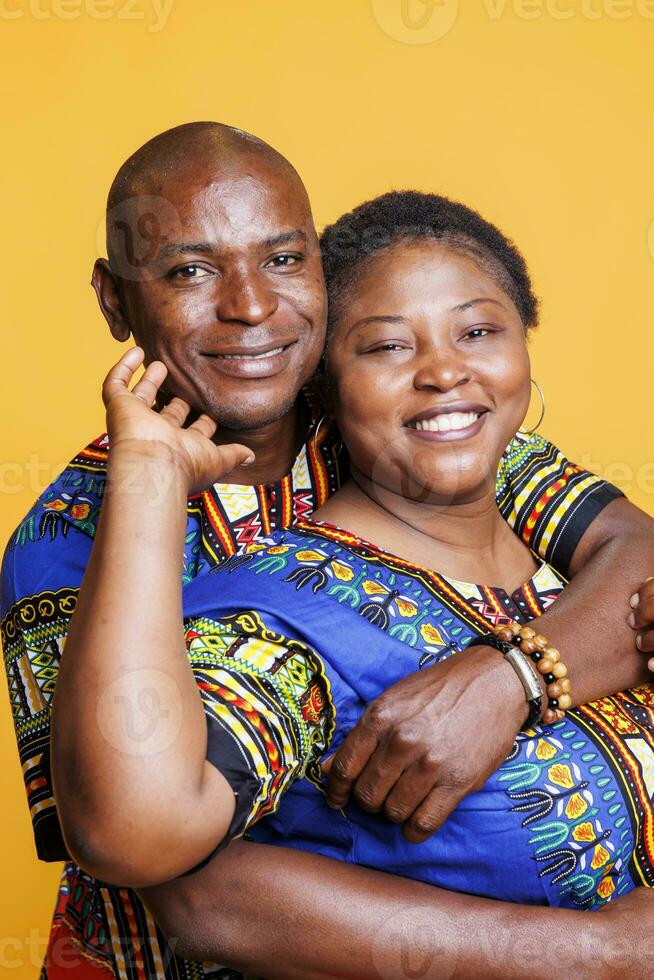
<box><xmin>324</xmin><ymin>645</ymin><xmax>527</xmax><ymax>843</ymax></box>
<box><xmin>103</xmin><ymin>347</ymin><xmax>254</xmax><ymax>494</ymax></box>
<box><xmin>629</xmin><ymin>577</ymin><xmax>654</xmax><ymax>666</ymax></box>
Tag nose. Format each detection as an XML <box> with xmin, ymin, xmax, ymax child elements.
<box><xmin>413</xmin><ymin>345</ymin><xmax>471</xmax><ymax>393</ymax></box>
<box><xmin>215</xmin><ymin>265</ymin><xmax>278</xmax><ymax>325</ymax></box>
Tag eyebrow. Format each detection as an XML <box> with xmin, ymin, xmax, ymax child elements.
<box><xmin>156</xmin><ymin>229</ymin><xmax>307</xmax><ymax>262</ymax></box>
<box><xmin>451</xmin><ymin>297</ymin><xmax>507</xmax><ymax>312</ymax></box>
<box><xmin>348</xmin><ymin>314</ymin><xmax>407</xmax><ymax>333</ymax></box>
<box><xmin>261</xmin><ymin>230</ymin><xmax>307</xmax><ymax>249</ymax></box>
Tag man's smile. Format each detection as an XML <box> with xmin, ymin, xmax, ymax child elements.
<box><xmin>200</xmin><ymin>339</ymin><xmax>298</xmax><ymax>379</ymax></box>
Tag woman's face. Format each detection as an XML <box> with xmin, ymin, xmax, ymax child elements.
<box><xmin>326</xmin><ymin>240</ymin><xmax>532</xmax><ymax>505</ymax></box>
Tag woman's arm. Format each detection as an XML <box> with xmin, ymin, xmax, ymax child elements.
<box><xmin>140</xmin><ymin>840</ymin><xmax>653</xmax><ymax>980</ymax></box>
<box><xmin>50</xmin><ymin>350</ymin><xmax>253</xmax><ymax>885</ymax></box>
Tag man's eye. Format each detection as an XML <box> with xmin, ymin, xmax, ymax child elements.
<box><xmin>266</xmin><ymin>254</ymin><xmax>301</xmax><ymax>269</ymax></box>
<box><xmin>169</xmin><ymin>265</ymin><xmax>211</xmax><ymax>280</ymax></box>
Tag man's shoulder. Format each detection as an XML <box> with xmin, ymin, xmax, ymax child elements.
<box><xmin>12</xmin><ymin>433</ymin><xmax>108</xmax><ymax>545</ymax></box>
<box><xmin>1</xmin><ymin>435</ymin><xmax>108</xmax><ymax>612</ymax></box>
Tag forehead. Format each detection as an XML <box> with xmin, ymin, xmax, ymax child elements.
<box><xmin>347</xmin><ymin>241</ymin><xmax>509</xmax><ymax>316</ymax></box>
<box><xmin>156</xmin><ymin>160</ymin><xmax>313</xmax><ymax>247</ymax></box>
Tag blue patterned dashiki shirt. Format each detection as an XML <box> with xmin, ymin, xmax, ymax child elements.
<box><xmin>183</xmin><ymin>518</ymin><xmax>654</xmax><ymax>911</ymax></box>
<box><xmin>1</xmin><ymin>428</ymin><xmax>624</xmax><ymax>977</ymax></box>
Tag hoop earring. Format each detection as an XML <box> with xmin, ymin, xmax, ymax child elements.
<box><xmin>313</xmin><ymin>414</ymin><xmax>327</xmax><ymax>454</ymax></box>
<box><xmin>520</xmin><ymin>379</ymin><xmax>546</xmax><ymax>436</ymax></box>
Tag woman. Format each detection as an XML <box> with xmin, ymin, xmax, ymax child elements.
<box><xmin>54</xmin><ymin>193</ymin><xmax>654</xmax><ymax>959</ymax></box>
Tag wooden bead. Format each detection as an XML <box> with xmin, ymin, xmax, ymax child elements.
<box><xmin>520</xmin><ymin>638</ymin><xmax>538</xmax><ymax>654</ymax></box>
<box><xmin>534</xmin><ymin>634</ymin><xmax>548</xmax><ymax>649</ymax></box>
<box><xmin>537</xmin><ymin>659</ymin><xmax>554</xmax><ymax>675</ymax></box>
<box><xmin>519</xmin><ymin>627</ymin><xmax>537</xmax><ymax>640</ymax></box>
<box><xmin>542</xmin><ymin>708</ymin><xmax>558</xmax><ymax>724</ymax></box>
<box><xmin>548</xmin><ymin>682</ymin><xmax>562</xmax><ymax>699</ymax></box>
<box><xmin>554</xmin><ymin>709</ymin><xmax>565</xmax><ymax>721</ymax></box>
<box><xmin>558</xmin><ymin>693</ymin><xmax>572</xmax><ymax>710</ymax></box>
<box><xmin>560</xmin><ymin>678</ymin><xmax>571</xmax><ymax>694</ymax></box>
<box><xmin>552</xmin><ymin>662</ymin><xmax>568</xmax><ymax>679</ymax></box>
<box><xmin>545</xmin><ymin>647</ymin><xmax>561</xmax><ymax>663</ymax></box>
<box><xmin>495</xmin><ymin>627</ymin><xmax>514</xmax><ymax>643</ymax></box>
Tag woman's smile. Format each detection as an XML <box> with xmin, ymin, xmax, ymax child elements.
<box><xmin>405</xmin><ymin>402</ymin><xmax>490</xmax><ymax>441</ymax></box>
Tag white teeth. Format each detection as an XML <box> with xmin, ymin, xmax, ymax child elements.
<box><xmin>411</xmin><ymin>412</ymin><xmax>481</xmax><ymax>433</ymax></box>
<box><xmin>219</xmin><ymin>347</ymin><xmax>284</xmax><ymax>360</ymax></box>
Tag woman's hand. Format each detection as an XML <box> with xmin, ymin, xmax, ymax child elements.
<box><xmin>629</xmin><ymin>577</ymin><xmax>654</xmax><ymax>667</ymax></box>
<box><xmin>102</xmin><ymin>347</ymin><xmax>254</xmax><ymax>495</ymax></box>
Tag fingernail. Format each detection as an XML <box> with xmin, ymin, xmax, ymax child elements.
<box><xmin>628</xmin><ymin>612</ymin><xmax>636</xmax><ymax>628</ymax></box>
<box><xmin>241</xmin><ymin>455</ymin><xmax>255</xmax><ymax>467</ymax></box>
<box><xmin>630</xmin><ymin>593</ymin><xmax>639</xmax><ymax>608</ymax></box>
<box><xmin>636</xmin><ymin>635</ymin><xmax>643</xmax><ymax>650</ymax></box>
<box><xmin>649</xmin><ymin>658</ymin><xmax>654</xmax><ymax>671</ymax></box>
<box><xmin>646</xmin><ymin>577</ymin><xmax>654</xmax><ymax>583</ymax></box>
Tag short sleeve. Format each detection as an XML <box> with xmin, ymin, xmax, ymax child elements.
<box><xmin>185</xmin><ymin>609</ymin><xmax>335</xmax><ymax>850</ymax></box>
<box><xmin>496</xmin><ymin>433</ymin><xmax>624</xmax><ymax>575</ymax></box>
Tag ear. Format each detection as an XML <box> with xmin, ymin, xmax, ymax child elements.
<box><xmin>92</xmin><ymin>259</ymin><xmax>131</xmax><ymax>342</ymax></box>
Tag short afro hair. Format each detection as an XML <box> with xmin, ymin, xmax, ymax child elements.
<box><xmin>320</xmin><ymin>190</ymin><xmax>539</xmax><ymax>336</ymax></box>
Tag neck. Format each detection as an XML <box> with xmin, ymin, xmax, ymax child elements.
<box><xmin>354</xmin><ymin>464</ymin><xmax>504</xmax><ymax>555</ymax></box>
<box><xmin>213</xmin><ymin>399</ymin><xmax>309</xmax><ymax>486</ymax></box>
<box><xmin>315</xmin><ymin>463</ymin><xmax>534</xmax><ymax>589</ymax></box>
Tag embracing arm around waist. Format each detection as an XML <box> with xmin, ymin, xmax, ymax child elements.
<box><xmin>140</xmin><ymin>839</ymin><xmax>654</xmax><ymax>980</ymax></box>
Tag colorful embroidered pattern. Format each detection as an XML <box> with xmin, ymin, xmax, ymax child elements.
<box><xmin>0</xmin><ymin>428</ymin><xmax>623</xmax><ymax>977</ymax></box>
<box><xmin>185</xmin><ymin>522</ymin><xmax>654</xmax><ymax>911</ymax></box>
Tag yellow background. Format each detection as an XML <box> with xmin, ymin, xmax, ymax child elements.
<box><xmin>1</xmin><ymin>0</ymin><xmax>653</xmax><ymax>973</ymax></box>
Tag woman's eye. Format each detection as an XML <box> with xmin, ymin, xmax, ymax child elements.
<box><xmin>368</xmin><ymin>343</ymin><xmax>406</xmax><ymax>353</ymax></box>
<box><xmin>463</xmin><ymin>327</ymin><xmax>491</xmax><ymax>340</ymax></box>
<box><xmin>266</xmin><ymin>253</ymin><xmax>301</xmax><ymax>269</ymax></box>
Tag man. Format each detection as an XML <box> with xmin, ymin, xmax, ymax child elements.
<box><xmin>3</xmin><ymin>121</ymin><xmax>654</xmax><ymax>979</ymax></box>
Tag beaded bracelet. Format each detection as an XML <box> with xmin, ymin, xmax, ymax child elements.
<box><xmin>493</xmin><ymin>623</ymin><xmax>571</xmax><ymax>724</ymax></box>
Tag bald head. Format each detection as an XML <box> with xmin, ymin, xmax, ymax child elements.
<box><xmin>93</xmin><ymin>121</ymin><xmax>326</xmax><ymax>437</ymax></box>
<box><xmin>106</xmin><ymin>121</ymin><xmax>308</xmax><ymax>274</ymax></box>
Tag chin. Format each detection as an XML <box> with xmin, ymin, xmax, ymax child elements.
<box><xmin>204</xmin><ymin>390</ymin><xmax>301</xmax><ymax>433</ymax></box>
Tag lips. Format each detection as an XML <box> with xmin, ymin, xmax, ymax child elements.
<box><xmin>405</xmin><ymin>402</ymin><xmax>490</xmax><ymax>427</ymax></box>
<box><xmin>404</xmin><ymin>402</ymin><xmax>490</xmax><ymax>441</ymax></box>
<box><xmin>201</xmin><ymin>340</ymin><xmax>297</xmax><ymax>380</ymax></box>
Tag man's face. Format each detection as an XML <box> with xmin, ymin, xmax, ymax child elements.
<box><xmin>105</xmin><ymin>155</ymin><xmax>327</xmax><ymax>431</ymax></box>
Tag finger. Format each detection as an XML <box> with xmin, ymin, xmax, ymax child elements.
<box><xmin>188</xmin><ymin>414</ymin><xmax>218</xmax><ymax>440</ymax></box>
<box><xmin>213</xmin><ymin>443</ymin><xmax>256</xmax><ymax>475</ymax></box>
<box><xmin>159</xmin><ymin>397</ymin><xmax>191</xmax><ymax>427</ymax></box>
<box><xmin>630</xmin><ymin>577</ymin><xmax>654</xmax><ymax>608</ymax></box>
<box><xmin>325</xmin><ymin>725</ymin><xmax>380</xmax><ymax>810</ymax></box>
<box><xmin>636</xmin><ymin>627</ymin><xmax>654</xmax><ymax>654</ymax></box>
<box><xmin>101</xmin><ymin>347</ymin><xmax>145</xmax><ymax>406</ymax></box>
<box><xmin>382</xmin><ymin>756</ymin><xmax>443</xmax><ymax>825</ymax></box>
<box><xmin>350</xmin><ymin>726</ymin><xmax>425</xmax><ymax>813</ymax></box>
<box><xmin>130</xmin><ymin>361</ymin><xmax>169</xmax><ymax>406</ymax></box>
<box><xmin>629</xmin><ymin>592</ymin><xmax>654</xmax><ymax>630</ymax></box>
<box><xmin>403</xmin><ymin>785</ymin><xmax>463</xmax><ymax>844</ymax></box>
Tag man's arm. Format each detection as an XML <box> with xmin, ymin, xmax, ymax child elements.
<box><xmin>324</xmin><ymin>495</ymin><xmax>654</xmax><ymax>840</ymax></box>
<box><xmin>140</xmin><ymin>839</ymin><xmax>653</xmax><ymax>980</ymax></box>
